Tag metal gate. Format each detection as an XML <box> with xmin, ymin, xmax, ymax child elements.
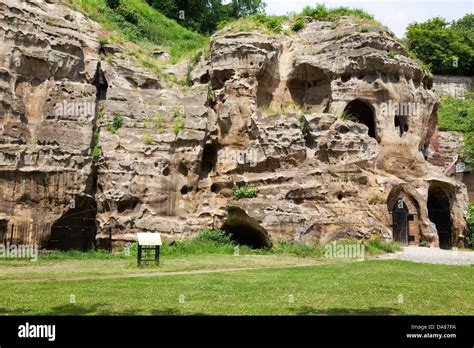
<box><xmin>48</xmin><ymin>225</ymin><xmax>96</xmax><ymax>251</ymax></box>
<box><xmin>428</xmin><ymin>208</ymin><xmax>451</xmax><ymax>250</ymax></box>
<box><xmin>392</xmin><ymin>200</ymin><xmax>408</xmax><ymax>246</ymax></box>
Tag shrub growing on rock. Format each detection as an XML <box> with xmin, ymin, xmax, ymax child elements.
<box><xmin>233</xmin><ymin>183</ymin><xmax>259</xmax><ymax>199</ymax></box>
<box><xmin>290</xmin><ymin>18</ymin><xmax>305</xmax><ymax>32</ymax></box>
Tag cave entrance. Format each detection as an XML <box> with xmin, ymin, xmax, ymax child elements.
<box><xmin>92</xmin><ymin>62</ymin><xmax>108</xmax><ymax>100</ymax></box>
<box><xmin>0</xmin><ymin>220</ymin><xmax>7</xmax><ymax>246</ymax></box>
<box><xmin>48</xmin><ymin>196</ymin><xmax>97</xmax><ymax>251</ymax></box>
<box><xmin>392</xmin><ymin>199</ymin><xmax>409</xmax><ymax>245</ymax></box>
<box><xmin>427</xmin><ymin>187</ymin><xmax>452</xmax><ymax>250</ymax></box>
<box><xmin>200</xmin><ymin>143</ymin><xmax>217</xmax><ymax>178</ymax></box>
<box><xmin>221</xmin><ymin>207</ymin><xmax>270</xmax><ymax>249</ymax></box>
<box><xmin>343</xmin><ymin>100</ymin><xmax>377</xmax><ymax>139</ymax></box>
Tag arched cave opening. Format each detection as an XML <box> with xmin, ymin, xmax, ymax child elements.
<box><xmin>47</xmin><ymin>196</ymin><xmax>97</xmax><ymax>251</ymax></box>
<box><xmin>427</xmin><ymin>186</ymin><xmax>452</xmax><ymax>250</ymax></box>
<box><xmin>287</xmin><ymin>63</ymin><xmax>331</xmax><ymax>110</ymax></box>
<box><xmin>92</xmin><ymin>62</ymin><xmax>108</xmax><ymax>100</ymax></box>
<box><xmin>221</xmin><ymin>207</ymin><xmax>270</xmax><ymax>249</ymax></box>
<box><xmin>200</xmin><ymin>143</ymin><xmax>217</xmax><ymax>178</ymax></box>
<box><xmin>343</xmin><ymin>99</ymin><xmax>377</xmax><ymax>139</ymax></box>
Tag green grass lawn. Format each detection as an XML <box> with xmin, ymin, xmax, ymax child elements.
<box><xmin>0</xmin><ymin>260</ymin><xmax>472</xmax><ymax>315</ymax></box>
<box><xmin>0</xmin><ymin>254</ymin><xmax>332</xmax><ymax>281</ymax></box>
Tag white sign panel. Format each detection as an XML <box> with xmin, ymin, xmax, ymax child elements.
<box><xmin>137</xmin><ymin>232</ymin><xmax>162</xmax><ymax>246</ymax></box>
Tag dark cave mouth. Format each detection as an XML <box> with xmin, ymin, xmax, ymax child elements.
<box><xmin>47</xmin><ymin>196</ymin><xmax>97</xmax><ymax>251</ymax></box>
<box><xmin>221</xmin><ymin>207</ymin><xmax>271</xmax><ymax>249</ymax></box>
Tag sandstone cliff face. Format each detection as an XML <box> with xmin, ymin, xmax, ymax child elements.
<box><xmin>0</xmin><ymin>1</ymin><xmax>468</xmax><ymax>250</ymax></box>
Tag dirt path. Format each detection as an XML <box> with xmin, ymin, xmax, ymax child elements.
<box><xmin>4</xmin><ymin>247</ymin><xmax>472</xmax><ymax>284</ymax></box>
<box><xmin>0</xmin><ymin>262</ymin><xmax>330</xmax><ymax>283</ymax></box>
<box><xmin>374</xmin><ymin>246</ymin><xmax>474</xmax><ymax>265</ymax></box>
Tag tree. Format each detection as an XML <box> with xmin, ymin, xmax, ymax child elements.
<box><xmin>145</xmin><ymin>0</ymin><xmax>266</xmax><ymax>33</ymax></box>
<box><xmin>227</xmin><ymin>0</ymin><xmax>266</xmax><ymax>18</ymax></box>
<box><xmin>405</xmin><ymin>15</ymin><xmax>474</xmax><ymax>76</ymax></box>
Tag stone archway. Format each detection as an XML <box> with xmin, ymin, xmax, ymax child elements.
<box><xmin>221</xmin><ymin>206</ymin><xmax>270</xmax><ymax>248</ymax></box>
<box><xmin>427</xmin><ymin>186</ymin><xmax>452</xmax><ymax>250</ymax></box>
<box><xmin>343</xmin><ymin>99</ymin><xmax>377</xmax><ymax>139</ymax></box>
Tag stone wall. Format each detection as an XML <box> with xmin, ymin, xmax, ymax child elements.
<box><xmin>433</xmin><ymin>75</ymin><xmax>473</xmax><ymax>99</ymax></box>
<box><xmin>455</xmin><ymin>172</ymin><xmax>474</xmax><ymax>202</ymax></box>
<box><xmin>0</xmin><ymin>1</ymin><xmax>469</xmax><ymax>250</ymax></box>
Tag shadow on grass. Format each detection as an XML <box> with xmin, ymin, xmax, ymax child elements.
<box><xmin>292</xmin><ymin>306</ymin><xmax>401</xmax><ymax>316</ymax></box>
<box><xmin>0</xmin><ymin>305</ymin><xmax>208</xmax><ymax>316</ymax></box>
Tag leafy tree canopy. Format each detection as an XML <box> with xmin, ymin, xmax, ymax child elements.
<box><xmin>145</xmin><ymin>0</ymin><xmax>265</xmax><ymax>33</ymax></box>
<box><xmin>405</xmin><ymin>14</ymin><xmax>474</xmax><ymax>76</ymax></box>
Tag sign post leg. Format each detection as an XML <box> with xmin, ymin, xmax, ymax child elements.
<box><xmin>137</xmin><ymin>245</ymin><xmax>142</xmax><ymax>266</ymax></box>
<box><xmin>155</xmin><ymin>245</ymin><xmax>160</xmax><ymax>265</ymax></box>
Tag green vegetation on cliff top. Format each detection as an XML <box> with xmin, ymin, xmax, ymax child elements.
<box><xmin>69</xmin><ymin>0</ymin><xmax>208</xmax><ymax>63</ymax></box>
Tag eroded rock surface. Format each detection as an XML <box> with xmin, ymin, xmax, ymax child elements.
<box><xmin>0</xmin><ymin>2</ymin><xmax>468</xmax><ymax>250</ymax></box>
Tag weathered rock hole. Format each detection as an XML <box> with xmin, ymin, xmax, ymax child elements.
<box><xmin>394</xmin><ymin>115</ymin><xmax>409</xmax><ymax>136</ymax></box>
<box><xmin>343</xmin><ymin>99</ymin><xmax>377</xmax><ymax>140</ymax></box>
<box><xmin>423</xmin><ymin>76</ymin><xmax>433</xmax><ymax>90</ymax></box>
<box><xmin>162</xmin><ymin>167</ymin><xmax>171</xmax><ymax>176</ymax></box>
<box><xmin>337</xmin><ymin>193</ymin><xmax>343</xmax><ymax>201</ymax></box>
<box><xmin>288</xmin><ymin>63</ymin><xmax>331</xmax><ymax>109</ymax></box>
<box><xmin>200</xmin><ymin>143</ymin><xmax>217</xmax><ymax>178</ymax></box>
<box><xmin>200</xmin><ymin>73</ymin><xmax>210</xmax><ymax>84</ymax></box>
<box><xmin>178</xmin><ymin>162</ymin><xmax>188</xmax><ymax>177</ymax></box>
<box><xmin>117</xmin><ymin>196</ymin><xmax>140</xmax><ymax>213</ymax></box>
<box><xmin>47</xmin><ymin>196</ymin><xmax>97</xmax><ymax>251</ymax></box>
<box><xmin>92</xmin><ymin>62</ymin><xmax>108</xmax><ymax>100</ymax></box>
<box><xmin>211</xmin><ymin>183</ymin><xmax>219</xmax><ymax>193</ymax></box>
<box><xmin>222</xmin><ymin>207</ymin><xmax>270</xmax><ymax>248</ymax></box>
<box><xmin>211</xmin><ymin>69</ymin><xmax>234</xmax><ymax>89</ymax></box>
<box><xmin>181</xmin><ymin>186</ymin><xmax>189</xmax><ymax>196</ymax></box>
<box><xmin>341</xmin><ymin>74</ymin><xmax>351</xmax><ymax>82</ymax></box>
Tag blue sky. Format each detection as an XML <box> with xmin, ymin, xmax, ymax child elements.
<box><xmin>265</xmin><ymin>0</ymin><xmax>473</xmax><ymax>38</ymax></box>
